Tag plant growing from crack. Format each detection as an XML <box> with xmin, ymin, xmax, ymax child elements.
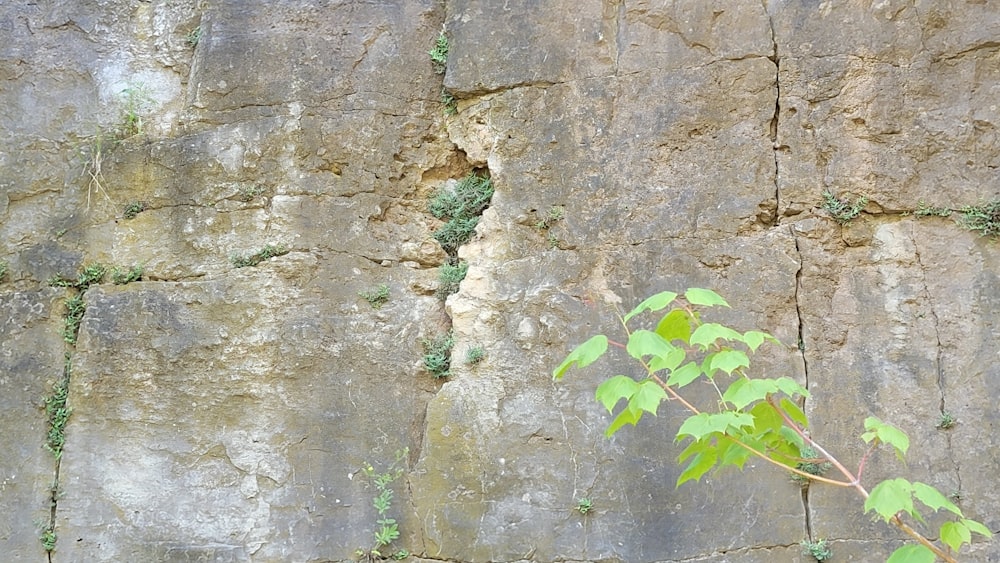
<box><xmin>356</xmin><ymin>448</ymin><xmax>410</xmax><ymax>562</ymax></box>
<box><xmin>437</xmin><ymin>260</ymin><xmax>468</xmax><ymax>299</ymax></box>
<box><xmin>429</xmin><ymin>172</ymin><xmax>494</xmax><ymax>254</ymax></box>
<box><xmin>821</xmin><ymin>190</ymin><xmax>867</xmax><ymax>224</ymax></box>
<box><xmin>359</xmin><ymin>284</ymin><xmax>390</xmax><ymax>309</ymax></box>
<box><xmin>428</xmin><ymin>32</ymin><xmax>449</xmax><ymax>74</ymax></box>
<box><xmin>958</xmin><ymin>199</ymin><xmax>1000</xmax><ymax>238</ymax></box>
<box><xmin>575</xmin><ymin>497</ymin><xmax>593</xmax><ymax>515</ymax></box>
<box><xmin>554</xmin><ymin>288</ymin><xmax>991</xmax><ymax>563</ymax></box>
<box><xmin>802</xmin><ymin>538</ymin><xmax>833</xmax><ymax>562</ymax></box>
<box><xmin>422</xmin><ymin>332</ymin><xmax>454</xmax><ymax>378</ymax></box>
<box><xmin>230</xmin><ymin>244</ymin><xmax>289</xmax><ymax>268</ymax></box>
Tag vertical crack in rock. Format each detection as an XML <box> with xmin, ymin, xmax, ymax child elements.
<box><xmin>764</xmin><ymin>0</ymin><xmax>781</xmax><ymax>226</ymax></box>
<box><xmin>791</xmin><ymin>230</ymin><xmax>813</xmax><ymax>541</ymax></box>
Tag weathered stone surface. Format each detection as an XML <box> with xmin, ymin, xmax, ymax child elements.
<box><xmin>2</xmin><ymin>0</ymin><xmax>1000</xmax><ymax>561</ymax></box>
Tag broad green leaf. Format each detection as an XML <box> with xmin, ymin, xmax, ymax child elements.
<box><xmin>862</xmin><ymin>416</ymin><xmax>910</xmax><ymax>459</ymax></box>
<box><xmin>865</xmin><ymin>478</ymin><xmax>915</xmax><ymax>523</ymax></box>
<box><xmin>962</xmin><ymin>518</ymin><xmax>993</xmax><ymax>538</ymax></box>
<box><xmin>677</xmin><ymin>412</ymin><xmax>754</xmax><ymax>440</ymax></box>
<box><xmin>666</xmin><ymin>362</ymin><xmax>702</xmax><ymax>388</ymax></box>
<box><xmin>684</xmin><ymin>288</ymin><xmax>730</xmax><ymax>307</ymax></box>
<box><xmin>742</xmin><ymin>330</ymin><xmax>777</xmax><ymax>352</ymax></box>
<box><xmin>773</xmin><ymin>377</ymin><xmax>810</xmax><ymax>399</ymax></box>
<box><xmin>710</xmin><ymin>349</ymin><xmax>750</xmax><ymax>375</ymax></box>
<box><xmin>655</xmin><ymin>308</ymin><xmax>692</xmax><ymax>344</ymax></box>
<box><xmin>623</xmin><ymin>291</ymin><xmax>678</xmax><ymax>324</ymax></box>
<box><xmin>678</xmin><ymin>437</ymin><xmax>712</xmax><ymax>463</ymax></box>
<box><xmin>605</xmin><ymin>404</ymin><xmax>642</xmax><ymax>437</ymax></box>
<box><xmin>690</xmin><ymin>323</ymin><xmax>744</xmax><ymax>349</ymax></box>
<box><xmin>778</xmin><ymin>426</ymin><xmax>806</xmax><ymax>450</ymax></box>
<box><xmin>940</xmin><ymin>521</ymin><xmax>971</xmax><ymax>552</ymax></box>
<box><xmin>630</xmin><ymin>380</ymin><xmax>667</xmax><ymax>415</ymax></box>
<box><xmin>718</xmin><ymin>437</ymin><xmax>754</xmax><ymax>469</ymax></box>
<box><xmin>886</xmin><ymin>545</ymin><xmax>935</xmax><ymax>563</ymax></box>
<box><xmin>912</xmin><ymin>482</ymin><xmax>962</xmax><ymax>516</ymax></box>
<box><xmin>749</xmin><ymin>401</ymin><xmax>782</xmax><ymax>433</ymax></box>
<box><xmin>779</xmin><ymin>397</ymin><xmax>810</xmax><ymax>428</ymax></box>
<box><xmin>649</xmin><ymin>346</ymin><xmax>686</xmax><ymax>373</ymax></box>
<box><xmin>676</xmin><ymin>449</ymin><xmax>718</xmax><ymax>486</ymax></box>
<box><xmin>553</xmin><ymin>335</ymin><xmax>608</xmax><ymax>380</ymax></box>
<box><xmin>626</xmin><ymin>330</ymin><xmax>673</xmax><ymax>361</ymax></box>
<box><xmin>595</xmin><ymin>375</ymin><xmax>639</xmax><ymax>413</ymax></box>
<box><xmin>722</xmin><ymin>378</ymin><xmax>776</xmax><ymax>410</ymax></box>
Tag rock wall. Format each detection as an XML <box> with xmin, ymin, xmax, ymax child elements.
<box><xmin>1</xmin><ymin>1</ymin><xmax>998</xmax><ymax>562</ymax></box>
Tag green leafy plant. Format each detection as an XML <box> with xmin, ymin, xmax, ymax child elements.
<box><xmin>230</xmin><ymin>244</ymin><xmax>289</xmax><ymax>268</ymax></box>
<box><xmin>111</xmin><ymin>264</ymin><xmax>143</xmax><ymax>285</ymax></box>
<box><xmin>44</xmin><ymin>355</ymin><xmax>73</xmax><ymax>459</ymax></box>
<box><xmin>359</xmin><ymin>284</ymin><xmax>390</xmax><ymax>309</ymax></box>
<box><xmin>441</xmin><ymin>88</ymin><xmax>458</xmax><ymax>115</ymax></box>
<box><xmin>422</xmin><ymin>332</ymin><xmax>454</xmax><ymax>378</ymax></box>
<box><xmin>428</xmin><ymin>32</ymin><xmax>449</xmax><ymax>74</ymax></box>
<box><xmin>437</xmin><ymin>260</ymin><xmax>468</xmax><ymax>299</ymax></box>
<box><xmin>791</xmin><ymin>445</ymin><xmax>832</xmax><ymax>486</ymax></box>
<box><xmin>801</xmin><ymin>538</ymin><xmax>833</xmax><ymax>562</ymax></box>
<box><xmin>914</xmin><ymin>201</ymin><xmax>952</xmax><ymax>217</ymax></box>
<box><xmin>123</xmin><ymin>200</ymin><xmax>148</xmax><ymax>219</ymax></box>
<box><xmin>535</xmin><ymin>206</ymin><xmax>565</xmax><ymax>248</ymax></box>
<box><xmin>60</xmin><ymin>295</ymin><xmax>87</xmax><ymax>345</ymax></box>
<box><xmin>554</xmin><ymin>288</ymin><xmax>991</xmax><ymax>563</ymax></box>
<box><xmin>936</xmin><ymin>412</ymin><xmax>956</xmax><ymax>430</ymax></box>
<box><xmin>238</xmin><ymin>183</ymin><xmax>265</xmax><ymax>202</ymax></box>
<box><xmin>356</xmin><ymin>448</ymin><xmax>409</xmax><ymax>561</ymax></box>
<box><xmin>116</xmin><ymin>83</ymin><xmax>151</xmax><ymax>139</ymax></box>
<box><xmin>186</xmin><ymin>26</ymin><xmax>202</xmax><ymax>47</ymax></box>
<box><xmin>575</xmin><ymin>497</ymin><xmax>593</xmax><ymax>515</ymax></box>
<box><xmin>959</xmin><ymin>199</ymin><xmax>1000</xmax><ymax>237</ymax></box>
<box><xmin>429</xmin><ymin>172</ymin><xmax>494</xmax><ymax>254</ymax></box>
<box><xmin>465</xmin><ymin>346</ymin><xmax>485</xmax><ymax>365</ymax></box>
<box><xmin>48</xmin><ymin>263</ymin><xmax>107</xmax><ymax>290</ymax></box>
<box><xmin>822</xmin><ymin>190</ymin><xmax>868</xmax><ymax>224</ymax></box>
<box><xmin>40</xmin><ymin>525</ymin><xmax>56</xmax><ymax>552</ymax></box>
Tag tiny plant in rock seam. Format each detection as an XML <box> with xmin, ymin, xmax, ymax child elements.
<box><xmin>790</xmin><ymin>446</ymin><xmax>832</xmax><ymax>487</ymax></box>
<box><xmin>801</xmin><ymin>538</ymin><xmax>833</xmax><ymax>562</ymax></box>
<box><xmin>44</xmin><ymin>355</ymin><xmax>73</xmax><ymax>459</ymax></box>
<box><xmin>111</xmin><ymin>264</ymin><xmax>143</xmax><ymax>285</ymax></box>
<box><xmin>441</xmin><ymin>88</ymin><xmax>458</xmax><ymax>115</ymax></box>
<box><xmin>429</xmin><ymin>172</ymin><xmax>494</xmax><ymax>254</ymax></box>
<box><xmin>237</xmin><ymin>183</ymin><xmax>265</xmax><ymax>202</ymax></box>
<box><xmin>914</xmin><ymin>201</ymin><xmax>952</xmax><ymax>217</ymax></box>
<box><xmin>554</xmin><ymin>288</ymin><xmax>992</xmax><ymax>563</ymax></box>
<box><xmin>535</xmin><ymin>205</ymin><xmax>565</xmax><ymax>248</ymax></box>
<box><xmin>959</xmin><ymin>199</ymin><xmax>1000</xmax><ymax>238</ymax></box>
<box><xmin>576</xmin><ymin>497</ymin><xmax>593</xmax><ymax>515</ymax></box>
<box><xmin>465</xmin><ymin>345</ymin><xmax>485</xmax><ymax>365</ymax></box>
<box><xmin>359</xmin><ymin>284</ymin><xmax>390</xmax><ymax>309</ymax></box>
<box><xmin>40</xmin><ymin>525</ymin><xmax>56</xmax><ymax>552</ymax></box>
<box><xmin>356</xmin><ymin>448</ymin><xmax>409</xmax><ymax>562</ymax></box>
<box><xmin>122</xmin><ymin>200</ymin><xmax>148</xmax><ymax>219</ymax></box>
<box><xmin>422</xmin><ymin>332</ymin><xmax>454</xmax><ymax>378</ymax></box>
<box><xmin>186</xmin><ymin>26</ymin><xmax>202</xmax><ymax>47</ymax></box>
<box><xmin>936</xmin><ymin>412</ymin><xmax>956</xmax><ymax>430</ymax></box>
<box><xmin>437</xmin><ymin>260</ymin><xmax>468</xmax><ymax>299</ymax></box>
<box><xmin>428</xmin><ymin>32</ymin><xmax>449</xmax><ymax>74</ymax></box>
<box><xmin>821</xmin><ymin>190</ymin><xmax>868</xmax><ymax>224</ymax></box>
<box><xmin>230</xmin><ymin>244</ymin><xmax>288</xmax><ymax>268</ymax></box>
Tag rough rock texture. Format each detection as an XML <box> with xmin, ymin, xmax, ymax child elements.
<box><xmin>1</xmin><ymin>1</ymin><xmax>998</xmax><ymax>562</ymax></box>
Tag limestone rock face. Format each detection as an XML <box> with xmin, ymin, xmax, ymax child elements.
<box><xmin>1</xmin><ymin>1</ymin><xmax>998</xmax><ymax>562</ymax></box>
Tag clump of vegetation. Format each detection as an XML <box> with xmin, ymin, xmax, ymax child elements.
<box><xmin>116</xmin><ymin>84</ymin><xmax>151</xmax><ymax>139</ymax></box>
<box><xmin>40</xmin><ymin>525</ymin><xmax>56</xmax><ymax>552</ymax></box>
<box><xmin>822</xmin><ymin>190</ymin><xmax>868</xmax><ymax>224</ymax></box>
<box><xmin>359</xmin><ymin>284</ymin><xmax>390</xmax><ymax>309</ymax></box>
<box><xmin>111</xmin><ymin>264</ymin><xmax>143</xmax><ymax>285</ymax></box>
<box><xmin>465</xmin><ymin>346</ymin><xmax>485</xmax><ymax>365</ymax></box>
<box><xmin>123</xmin><ymin>200</ymin><xmax>148</xmax><ymax>219</ymax></box>
<box><xmin>230</xmin><ymin>244</ymin><xmax>288</xmax><ymax>268</ymax></box>
<box><xmin>936</xmin><ymin>412</ymin><xmax>956</xmax><ymax>430</ymax></box>
<box><xmin>959</xmin><ymin>199</ymin><xmax>1000</xmax><ymax>237</ymax></box>
<box><xmin>914</xmin><ymin>201</ymin><xmax>951</xmax><ymax>217</ymax></box>
<box><xmin>437</xmin><ymin>260</ymin><xmax>468</xmax><ymax>299</ymax></box>
<box><xmin>535</xmin><ymin>206</ymin><xmax>565</xmax><ymax>248</ymax></box>
<box><xmin>428</xmin><ymin>32</ymin><xmax>449</xmax><ymax>74</ymax></box>
<box><xmin>186</xmin><ymin>26</ymin><xmax>202</xmax><ymax>47</ymax></box>
<box><xmin>44</xmin><ymin>355</ymin><xmax>73</xmax><ymax>459</ymax></box>
<box><xmin>791</xmin><ymin>446</ymin><xmax>832</xmax><ymax>486</ymax></box>
<box><xmin>441</xmin><ymin>88</ymin><xmax>458</xmax><ymax>115</ymax></box>
<box><xmin>801</xmin><ymin>539</ymin><xmax>833</xmax><ymax>562</ymax></box>
<box><xmin>429</xmin><ymin>172</ymin><xmax>494</xmax><ymax>253</ymax></box>
<box><xmin>60</xmin><ymin>295</ymin><xmax>87</xmax><ymax>344</ymax></box>
<box><xmin>422</xmin><ymin>332</ymin><xmax>454</xmax><ymax>378</ymax></box>
<box><xmin>356</xmin><ymin>448</ymin><xmax>410</xmax><ymax>562</ymax></box>
<box><xmin>48</xmin><ymin>263</ymin><xmax>106</xmax><ymax>290</ymax></box>
<box><xmin>575</xmin><ymin>498</ymin><xmax>593</xmax><ymax>515</ymax></box>
<box><xmin>238</xmin><ymin>183</ymin><xmax>266</xmax><ymax>202</ymax></box>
